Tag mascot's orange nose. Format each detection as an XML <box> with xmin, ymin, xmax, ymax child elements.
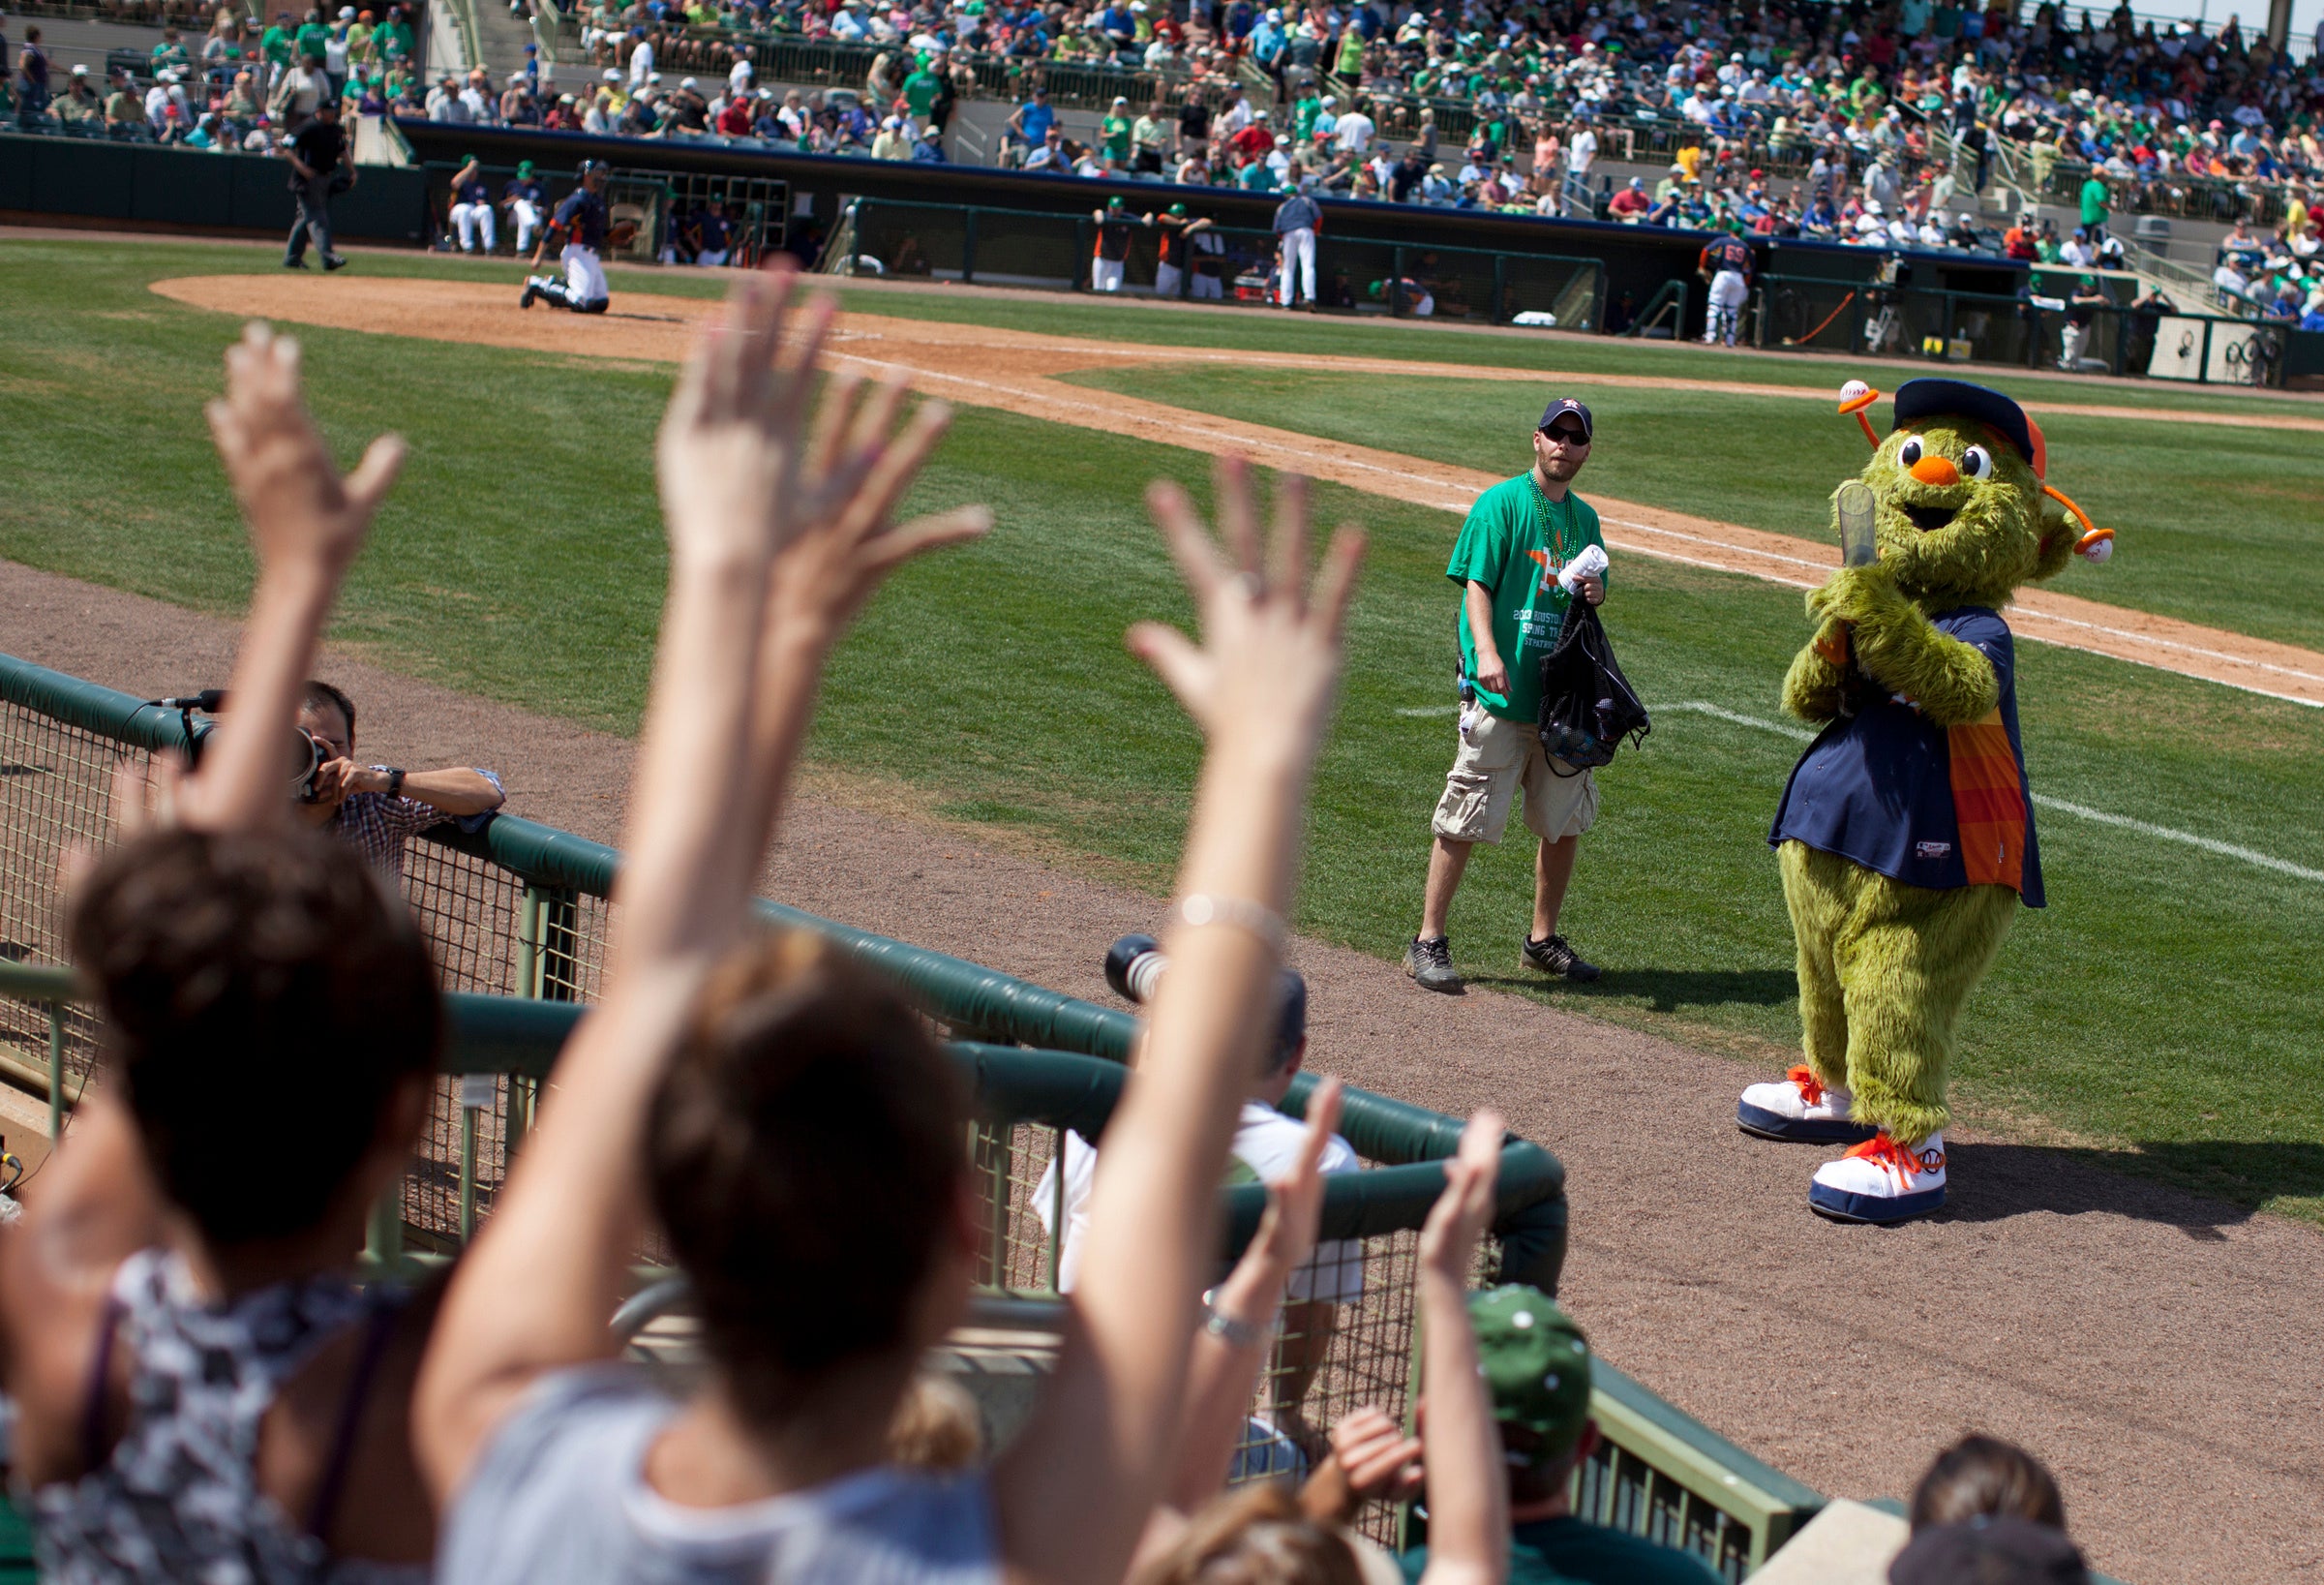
<box><xmin>1909</xmin><ymin>455</ymin><xmax>1961</xmax><ymax>487</ymax></box>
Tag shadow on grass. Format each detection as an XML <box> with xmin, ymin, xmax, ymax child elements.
<box><xmin>1467</xmin><ymin>966</ymin><xmax>1796</xmax><ymax>1013</ymax></box>
<box><xmin>1940</xmin><ymin>1141</ymin><xmax>2324</xmax><ymax>1237</ymax></box>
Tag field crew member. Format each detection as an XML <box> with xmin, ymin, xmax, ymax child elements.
<box><xmin>1699</xmin><ymin>232</ymin><xmax>1754</xmax><ymax>347</ymax></box>
<box><xmin>1407</xmin><ymin>398</ymin><xmax>1609</xmax><ymax>994</ymax></box>
<box><xmin>521</xmin><ymin>161</ymin><xmax>615</xmax><ymax>314</ymax></box>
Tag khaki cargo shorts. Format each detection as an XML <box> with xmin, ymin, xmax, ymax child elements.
<box><xmin>1432</xmin><ymin>707</ymin><xmax>1598</xmax><ymax>846</ymax></box>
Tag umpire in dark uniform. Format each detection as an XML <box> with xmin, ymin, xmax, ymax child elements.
<box><xmin>284</xmin><ymin>98</ymin><xmax>351</xmax><ymax>271</ymax></box>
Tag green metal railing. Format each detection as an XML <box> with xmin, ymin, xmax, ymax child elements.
<box><xmin>0</xmin><ymin>647</ymin><xmax>1826</xmax><ymax>1575</ymax></box>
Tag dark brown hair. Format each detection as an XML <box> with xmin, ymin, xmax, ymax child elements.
<box><xmin>1131</xmin><ymin>1484</ymin><xmax>1367</xmax><ymax>1585</ymax></box>
<box><xmin>648</xmin><ymin>932</ymin><xmax>968</xmax><ymax>1422</ymax></box>
<box><xmin>301</xmin><ymin>680</ymin><xmax>356</xmax><ymax>747</ymax></box>
<box><xmin>69</xmin><ymin>826</ymin><xmax>440</xmax><ymax>1245</ymax></box>
<box><xmin>1910</xmin><ymin>1435</ymin><xmax>2067</xmax><ymax>1534</ymax></box>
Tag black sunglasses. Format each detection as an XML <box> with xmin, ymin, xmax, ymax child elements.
<box><xmin>1540</xmin><ymin>424</ymin><xmax>1591</xmax><ymax>444</ymax></box>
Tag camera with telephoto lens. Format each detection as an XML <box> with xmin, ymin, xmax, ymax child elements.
<box><xmin>1104</xmin><ymin>934</ymin><xmax>1308</xmax><ymax>1061</ymax></box>
<box><xmin>170</xmin><ymin>692</ymin><xmax>332</xmax><ymax>803</ymax></box>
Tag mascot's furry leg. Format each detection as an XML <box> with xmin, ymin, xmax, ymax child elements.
<box><xmin>1779</xmin><ymin>842</ymin><xmax>2015</xmax><ymax>1146</ymax></box>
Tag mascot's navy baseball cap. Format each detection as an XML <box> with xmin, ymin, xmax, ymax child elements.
<box><xmin>1891</xmin><ymin>378</ymin><xmax>2034</xmax><ymax>467</ymax></box>
<box><xmin>1538</xmin><ymin>397</ymin><xmax>1593</xmax><ymax>439</ymax></box>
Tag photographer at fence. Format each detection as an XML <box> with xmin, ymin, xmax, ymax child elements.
<box><xmin>1037</xmin><ymin>943</ymin><xmax>1363</xmax><ymax>1466</ymax></box>
<box><xmin>295</xmin><ymin>680</ymin><xmax>505</xmax><ymax>879</ymax></box>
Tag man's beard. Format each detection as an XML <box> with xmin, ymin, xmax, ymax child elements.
<box><xmin>1538</xmin><ymin>452</ymin><xmax>1585</xmax><ymax>482</ymax></box>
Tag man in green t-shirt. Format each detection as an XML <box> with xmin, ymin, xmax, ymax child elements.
<box><xmin>1406</xmin><ymin>398</ymin><xmax>1608</xmax><ymax>994</ymax></box>
<box><xmin>1313</xmin><ymin>1288</ymin><xmax>1721</xmax><ymax>1585</ymax></box>
<box><xmin>901</xmin><ymin>61</ymin><xmax>941</xmax><ymax>121</ymax></box>
<box><xmin>2078</xmin><ymin>171</ymin><xmax>2109</xmax><ymax>245</ymax></box>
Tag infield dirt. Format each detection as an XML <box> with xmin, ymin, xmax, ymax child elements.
<box><xmin>7</xmin><ymin>552</ymin><xmax>2319</xmax><ymax>1585</ymax></box>
<box><xmin>149</xmin><ymin>274</ymin><xmax>2324</xmax><ymax>710</ymax></box>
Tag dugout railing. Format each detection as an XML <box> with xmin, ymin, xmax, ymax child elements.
<box><xmin>0</xmin><ymin>648</ymin><xmax>1820</xmax><ymax>1576</ymax></box>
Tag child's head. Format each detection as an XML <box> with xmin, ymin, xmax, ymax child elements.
<box><xmin>649</xmin><ymin>931</ymin><xmax>973</xmax><ymax>1427</ymax></box>
<box><xmin>1132</xmin><ymin>1484</ymin><xmax>1366</xmax><ymax>1585</ymax></box>
<box><xmin>1909</xmin><ymin>1434</ymin><xmax>2067</xmax><ymax>1533</ymax></box>
<box><xmin>70</xmin><ymin>826</ymin><xmax>440</xmax><ymax>1248</ymax></box>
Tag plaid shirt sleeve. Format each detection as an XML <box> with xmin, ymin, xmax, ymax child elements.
<box><xmin>329</xmin><ymin>769</ymin><xmax>505</xmax><ymax>878</ymax></box>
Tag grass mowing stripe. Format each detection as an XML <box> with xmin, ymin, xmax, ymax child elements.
<box><xmin>1667</xmin><ymin>699</ymin><xmax>2324</xmax><ymax>883</ymax></box>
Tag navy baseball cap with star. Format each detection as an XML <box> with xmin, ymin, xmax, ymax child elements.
<box><xmin>1538</xmin><ymin>398</ymin><xmax>1593</xmax><ymax>440</ymax></box>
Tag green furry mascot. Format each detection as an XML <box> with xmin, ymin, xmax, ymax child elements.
<box><xmin>1735</xmin><ymin>379</ymin><xmax>2113</xmax><ymax>1223</ymax></box>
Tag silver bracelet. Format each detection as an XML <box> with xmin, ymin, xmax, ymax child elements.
<box><xmin>1170</xmin><ymin>893</ymin><xmax>1287</xmax><ymax>953</ymax></box>
<box><xmin>1200</xmin><ymin>1289</ymin><xmax>1274</xmax><ymax>1349</ymax></box>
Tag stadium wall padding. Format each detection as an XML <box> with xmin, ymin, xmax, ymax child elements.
<box><xmin>0</xmin><ymin>134</ymin><xmax>430</xmax><ymax>241</ymax></box>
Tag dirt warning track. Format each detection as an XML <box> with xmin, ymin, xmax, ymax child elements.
<box><xmin>150</xmin><ymin>275</ymin><xmax>2324</xmax><ymax>709</ymax></box>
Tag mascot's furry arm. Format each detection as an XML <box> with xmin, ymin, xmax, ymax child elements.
<box><xmin>1781</xmin><ymin>615</ymin><xmax>1854</xmax><ymax>723</ymax></box>
<box><xmin>1805</xmin><ymin>564</ymin><xmax>2000</xmax><ymax>727</ymax></box>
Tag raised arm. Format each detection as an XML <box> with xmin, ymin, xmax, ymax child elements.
<box><xmin>414</xmin><ymin>270</ymin><xmax>989</xmax><ymax>1501</ymax></box>
<box><xmin>995</xmin><ymin>460</ymin><xmax>1365</xmax><ymax>1585</ymax></box>
<box><xmin>1414</xmin><ymin>1111</ymin><xmax>1511</xmax><ymax>1585</ymax></box>
<box><xmin>184</xmin><ymin>322</ymin><xmax>404</xmax><ymax>833</ymax></box>
<box><xmin>1163</xmin><ymin>1076</ymin><xmax>1342</xmax><ymax>1513</ymax></box>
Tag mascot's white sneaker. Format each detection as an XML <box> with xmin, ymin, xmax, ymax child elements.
<box><xmin>1737</xmin><ymin>1066</ymin><xmax>1879</xmax><ymax>1144</ymax></box>
<box><xmin>1809</xmin><ymin>1131</ymin><xmax>1947</xmax><ymax>1223</ymax></box>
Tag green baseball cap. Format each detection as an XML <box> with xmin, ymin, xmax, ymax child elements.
<box><xmin>1468</xmin><ymin>1285</ymin><xmax>1591</xmax><ymax>1466</ymax></box>
<box><xmin>517</xmin><ymin>158</ymin><xmax>534</xmax><ymax>175</ymax></box>
<box><xmin>1106</xmin><ymin>194</ymin><xmax>1126</xmax><ymax>209</ymax></box>
<box><xmin>1167</xmin><ymin>201</ymin><xmax>1188</xmax><ymax>217</ymax></box>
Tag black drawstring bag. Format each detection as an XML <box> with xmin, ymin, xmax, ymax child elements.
<box><xmin>1535</xmin><ymin>597</ymin><xmax>1650</xmax><ymax>773</ymax></box>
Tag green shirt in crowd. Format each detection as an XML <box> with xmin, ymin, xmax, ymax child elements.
<box><xmin>1401</xmin><ymin>1516</ymin><xmax>1722</xmax><ymax>1585</ymax></box>
<box><xmin>1100</xmin><ymin>111</ymin><xmax>1132</xmax><ymax>161</ymax></box>
<box><xmin>262</xmin><ymin>23</ymin><xmax>294</xmax><ymax>64</ymax></box>
<box><xmin>296</xmin><ymin>20</ymin><xmax>329</xmax><ymax>59</ymax></box>
<box><xmin>2079</xmin><ymin>174</ymin><xmax>2109</xmax><ymax>228</ymax></box>
<box><xmin>1448</xmin><ymin>472</ymin><xmax>1608</xmax><ymax>723</ymax></box>
<box><xmin>902</xmin><ymin>68</ymin><xmax>941</xmax><ymax>116</ymax></box>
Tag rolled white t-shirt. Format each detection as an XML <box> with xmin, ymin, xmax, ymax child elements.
<box><xmin>1034</xmin><ymin>1101</ymin><xmax>1365</xmax><ymax>1303</ymax></box>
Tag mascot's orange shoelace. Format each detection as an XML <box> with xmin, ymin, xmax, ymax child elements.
<box><xmin>1786</xmin><ymin>1065</ymin><xmax>1829</xmax><ymax>1108</ymax></box>
<box><xmin>1841</xmin><ymin>1132</ymin><xmax>1945</xmax><ymax>1184</ymax></box>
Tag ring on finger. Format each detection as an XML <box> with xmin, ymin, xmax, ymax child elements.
<box><xmin>1229</xmin><ymin>572</ymin><xmax>1264</xmax><ymax>602</ymax></box>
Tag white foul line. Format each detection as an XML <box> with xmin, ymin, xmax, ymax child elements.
<box><xmin>1663</xmin><ymin>700</ymin><xmax>2324</xmax><ymax>884</ymax></box>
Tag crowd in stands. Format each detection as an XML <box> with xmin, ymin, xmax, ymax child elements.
<box><xmin>521</xmin><ymin>0</ymin><xmax>2324</xmax><ymax>251</ymax></box>
<box><xmin>3</xmin><ymin>2</ymin><xmax>425</xmax><ymax>153</ymax></box>
<box><xmin>0</xmin><ymin>261</ymin><xmax>2130</xmax><ymax>1585</ymax></box>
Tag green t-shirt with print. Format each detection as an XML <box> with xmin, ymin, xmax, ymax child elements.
<box><xmin>1447</xmin><ymin>472</ymin><xmax>1607</xmax><ymax>723</ymax></box>
<box><xmin>295</xmin><ymin>20</ymin><xmax>328</xmax><ymax>60</ymax></box>
<box><xmin>902</xmin><ymin>69</ymin><xmax>941</xmax><ymax>115</ymax></box>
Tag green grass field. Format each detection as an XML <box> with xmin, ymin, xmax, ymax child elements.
<box><xmin>5</xmin><ymin>238</ymin><xmax>2321</xmax><ymax>1218</ymax></box>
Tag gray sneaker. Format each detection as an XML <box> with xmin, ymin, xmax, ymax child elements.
<box><xmin>1523</xmin><ymin>932</ymin><xmax>1602</xmax><ymax>983</ymax></box>
<box><xmin>1404</xmin><ymin>934</ymin><xmax>1464</xmax><ymax>993</ymax></box>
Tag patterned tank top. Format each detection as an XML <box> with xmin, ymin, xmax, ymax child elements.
<box><xmin>32</xmin><ymin>1248</ymin><xmax>429</xmax><ymax>1585</ymax></box>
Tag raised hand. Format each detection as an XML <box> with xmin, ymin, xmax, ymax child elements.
<box><xmin>1330</xmin><ymin>1405</ymin><xmax>1427</xmax><ymax>1506</ymax></box>
<box><xmin>205</xmin><ymin>321</ymin><xmax>404</xmax><ymax>582</ymax></box>
<box><xmin>765</xmin><ymin>368</ymin><xmax>991</xmax><ymax>643</ymax></box>
<box><xmin>1249</xmin><ymin>1075</ymin><xmax>1343</xmax><ymax>1278</ymax></box>
<box><xmin>1129</xmin><ymin>457</ymin><xmax>1365</xmax><ymax>756</ymax></box>
<box><xmin>1418</xmin><ymin>1108</ymin><xmax>1504</xmax><ymax>1281</ymax></box>
<box><xmin>653</xmin><ymin>263</ymin><xmax>835</xmax><ymax>570</ymax></box>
